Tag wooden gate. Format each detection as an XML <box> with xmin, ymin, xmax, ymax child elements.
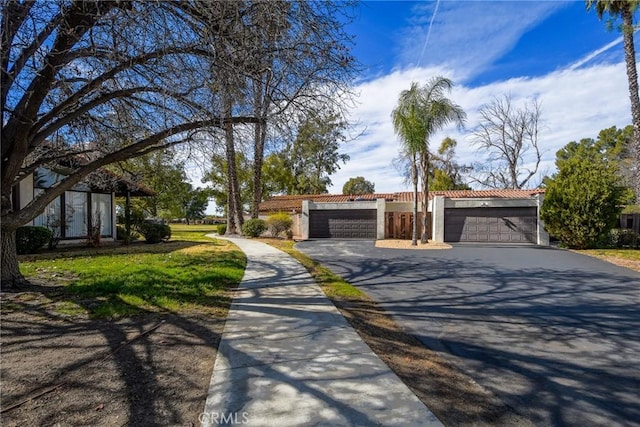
<box><xmin>384</xmin><ymin>212</ymin><xmax>431</xmax><ymax>240</ymax></box>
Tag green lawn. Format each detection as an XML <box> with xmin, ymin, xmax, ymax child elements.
<box><xmin>18</xmin><ymin>224</ymin><xmax>245</xmax><ymax>318</ymax></box>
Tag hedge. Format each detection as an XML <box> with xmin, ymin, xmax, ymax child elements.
<box><xmin>138</xmin><ymin>222</ymin><xmax>171</xmax><ymax>244</ymax></box>
<box><xmin>16</xmin><ymin>226</ymin><xmax>53</xmax><ymax>254</ymax></box>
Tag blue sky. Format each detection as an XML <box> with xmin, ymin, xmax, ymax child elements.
<box><xmin>348</xmin><ymin>1</ymin><xmax>623</xmax><ymax>85</ymax></box>
<box><xmin>326</xmin><ymin>0</ymin><xmax>636</xmax><ymax>193</ymax></box>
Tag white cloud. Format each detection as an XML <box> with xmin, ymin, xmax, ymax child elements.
<box><xmin>398</xmin><ymin>1</ymin><xmax>568</xmax><ymax>80</ymax></box>
<box><xmin>568</xmin><ymin>35</ymin><xmax>625</xmax><ymax>71</ymax></box>
<box><xmin>329</xmin><ymin>61</ymin><xmax>632</xmax><ymax>193</ymax></box>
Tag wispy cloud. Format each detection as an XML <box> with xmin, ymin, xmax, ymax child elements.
<box><xmin>567</xmin><ymin>33</ymin><xmax>632</xmax><ymax>70</ymax></box>
<box><xmin>397</xmin><ymin>1</ymin><xmax>568</xmax><ymax>81</ymax></box>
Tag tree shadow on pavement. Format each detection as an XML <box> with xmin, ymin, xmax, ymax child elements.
<box><xmin>296</xmin><ymin>243</ymin><xmax>640</xmax><ymax>427</ymax></box>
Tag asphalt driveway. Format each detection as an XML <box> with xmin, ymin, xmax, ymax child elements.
<box><xmin>295</xmin><ymin>241</ymin><xmax>640</xmax><ymax>427</ymax></box>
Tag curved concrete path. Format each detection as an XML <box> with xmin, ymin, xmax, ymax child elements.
<box><xmin>202</xmin><ymin>235</ymin><xmax>442</xmax><ymax>427</ymax></box>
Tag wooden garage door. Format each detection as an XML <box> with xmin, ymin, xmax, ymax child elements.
<box><xmin>309</xmin><ymin>209</ymin><xmax>377</xmax><ymax>239</ymax></box>
<box><xmin>444</xmin><ymin>207</ymin><xmax>537</xmax><ymax>243</ymax></box>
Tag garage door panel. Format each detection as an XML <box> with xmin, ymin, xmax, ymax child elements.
<box><xmin>310</xmin><ymin>209</ymin><xmax>377</xmax><ymax>239</ymax></box>
<box><xmin>445</xmin><ymin>207</ymin><xmax>537</xmax><ymax>243</ymax></box>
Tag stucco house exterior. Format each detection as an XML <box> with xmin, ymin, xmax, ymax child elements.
<box><xmin>259</xmin><ymin>189</ymin><xmax>549</xmax><ymax>245</ymax></box>
<box><xmin>12</xmin><ymin>166</ymin><xmax>153</xmax><ymax>244</ymax></box>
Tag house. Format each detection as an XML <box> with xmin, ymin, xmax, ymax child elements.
<box><xmin>12</xmin><ymin>166</ymin><xmax>154</xmax><ymax>244</ymax></box>
<box><xmin>259</xmin><ymin>189</ymin><xmax>549</xmax><ymax>245</ymax></box>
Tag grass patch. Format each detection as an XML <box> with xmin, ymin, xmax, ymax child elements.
<box><xmin>261</xmin><ymin>238</ymin><xmax>368</xmax><ymax>300</ymax></box>
<box><xmin>169</xmin><ymin>223</ymin><xmax>222</xmax><ymax>242</ymax></box>
<box><xmin>581</xmin><ymin>249</ymin><xmax>640</xmax><ymax>261</ymax></box>
<box><xmin>53</xmin><ymin>300</ymin><xmax>87</xmax><ymax>316</ymax></box>
<box><xmin>19</xmin><ymin>224</ymin><xmax>245</xmax><ymax>319</ymax></box>
<box><xmin>578</xmin><ymin>248</ymin><xmax>640</xmax><ymax>273</ymax></box>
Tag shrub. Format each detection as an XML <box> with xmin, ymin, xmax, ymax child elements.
<box><xmin>116</xmin><ymin>225</ymin><xmax>127</xmax><ymax>241</ymax></box>
<box><xmin>138</xmin><ymin>222</ymin><xmax>171</xmax><ymax>244</ymax></box>
<box><xmin>217</xmin><ymin>224</ymin><xmax>227</xmax><ymax>235</ymax></box>
<box><xmin>86</xmin><ymin>215</ymin><xmax>102</xmax><ymax>247</ymax></box>
<box><xmin>116</xmin><ymin>225</ymin><xmax>139</xmax><ymax>242</ymax></box>
<box><xmin>618</xmin><ymin>229</ymin><xmax>639</xmax><ymax>248</ymax></box>
<box><xmin>16</xmin><ymin>226</ymin><xmax>53</xmax><ymax>254</ymax></box>
<box><xmin>117</xmin><ymin>206</ymin><xmax>145</xmax><ymax>244</ymax></box>
<box><xmin>541</xmin><ymin>141</ymin><xmax>627</xmax><ymax>249</ymax></box>
<box><xmin>42</xmin><ymin>213</ymin><xmax>63</xmax><ymax>250</ymax></box>
<box><xmin>116</xmin><ymin>206</ymin><xmax>145</xmax><ymax>227</ymax></box>
<box><xmin>241</xmin><ymin>218</ymin><xmax>266</xmax><ymax>237</ymax></box>
<box><xmin>603</xmin><ymin>228</ymin><xmax>639</xmax><ymax>248</ymax></box>
<box><xmin>266</xmin><ymin>212</ymin><xmax>293</xmax><ymax>237</ymax></box>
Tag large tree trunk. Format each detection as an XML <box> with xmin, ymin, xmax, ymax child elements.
<box><xmin>1</xmin><ymin>192</ymin><xmax>24</xmax><ymax>290</ymax></box>
<box><xmin>251</xmin><ymin>78</ymin><xmax>267</xmax><ymax>219</ymax></box>
<box><xmin>411</xmin><ymin>154</ymin><xmax>418</xmax><ymax>246</ymax></box>
<box><xmin>621</xmin><ymin>6</ymin><xmax>640</xmax><ymax>204</ymax></box>
<box><xmin>251</xmin><ymin>120</ymin><xmax>265</xmax><ymax>219</ymax></box>
<box><xmin>223</xmin><ymin>93</ymin><xmax>243</xmax><ymax>234</ymax></box>
<box><xmin>420</xmin><ymin>151</ymin><xmax>429</xmax><ymax>244</ymax></box>
<box><xmin>1</xmin><ymin>226</ymin><xmax>23</xmax><ymax>291</ymax></box>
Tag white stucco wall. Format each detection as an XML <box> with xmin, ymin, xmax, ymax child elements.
<box><xmin>19</xmin><ymin>174</ymin><xmax>34</xmax><ymax>209</ymax></box>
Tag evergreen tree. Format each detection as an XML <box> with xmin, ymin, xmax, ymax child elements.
<box><xmin>342</xmin><ymin>177</ymin><xmax>375</xmax><ymax>195</ymax></box>
<box><xmin>541</xmin><ymin>139</ymin><xmax>628</xmax><ymax>249</ymax></box>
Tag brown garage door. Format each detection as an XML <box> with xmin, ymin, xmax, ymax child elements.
<box><xmin>309</xmin><ymin>209</ymin><xmax>377</xmax><ymax>239</ymax></box>
<box><xmin>444</xmin><ymin>207</ymin><xmax>537</xmax><ymax>243</ymax></box>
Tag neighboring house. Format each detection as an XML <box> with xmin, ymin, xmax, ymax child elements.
<box><xmin>259</xmin><ymin>189</ymin><xmax>549</xmax><ymax>245</ymax></box>
<box><xmin>12</xmin><ymin>166</ymin><xmax>154</xmax><ymax>244</ymax></box>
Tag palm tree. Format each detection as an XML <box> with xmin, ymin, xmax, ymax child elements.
<box><xmin>392</xmin><ymin>77</ymin><xmax>466</xmax><ymax>245</ymax></box>
<box><xmin>586</xmin><ymin>0</ymin><xmax>640</xmax><ymax>203</ymax></box>
<box><xmin>392</xmin><ymin>83</ymin><xmax>427</xmax><ymax>245</ymax></box>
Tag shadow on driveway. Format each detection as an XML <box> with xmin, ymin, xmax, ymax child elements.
<box><xmin>296</xmin><ymin>241</ymin><xmax>640</xmax><ymax>427</ymax></box>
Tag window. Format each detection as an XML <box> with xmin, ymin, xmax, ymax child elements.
<box><xmin>33</xmin><ymin>189</ymin><xmax>61</xmax><ymax>237</ymax></box>
<box><xmin>66</xmin><ymin>191</ymin><xmax>87</xmax><ymax>238</ymax></box>
<box><xmin>91</xmin><ymin>193</ymin><xmax>112</xmax><ymax>236</ymax></box>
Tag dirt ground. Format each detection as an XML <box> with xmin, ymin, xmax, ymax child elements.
<box><xmin>1</xmin><ymin>280</ymin><xmax>223</xmax><ymax>427</ymax></box>
<box><xmin>375</xmin><ymin>239</ymin><xmax>453</xmax><ymax>250</ymax></box>
<box><xmin>331</xmin><ymin>297</ymin><xmax>532</xmax><ymax>427</ymax></box>
<box><xmin>2</xmin><ymin>281</ymin><xmax>529</xmax><ymax>427</ymax></box>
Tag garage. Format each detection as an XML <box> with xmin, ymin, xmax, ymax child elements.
<box><xmin>444</xmin><ymin>207</ymin><xmax>537</xmax><ymax>243</ymax></box>
<box><xmin>309</xmin><ymin>209</ymin><xmax>377</xmax><ymax>239</ymax></box>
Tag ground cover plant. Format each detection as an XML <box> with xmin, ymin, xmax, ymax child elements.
<box><xmin>1</xmin><ymin>224</ymin><xmax>245</xmax><ymax>426</ymax></box>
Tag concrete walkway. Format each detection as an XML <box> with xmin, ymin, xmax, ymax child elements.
<box><xmin>202</xmin><ymin>236</ymin><xmax>442</xmax><ymax>427</ymax></box>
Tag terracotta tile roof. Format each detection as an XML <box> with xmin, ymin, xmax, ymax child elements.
<box><xmin>259</xmin><ymin>189</ymin><xmax>544</xmax><ymax>212</ymax></box>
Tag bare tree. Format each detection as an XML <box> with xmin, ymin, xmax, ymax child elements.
<box><xmin>1</xmin><ymin>1</ymin><xmax>259</xmax><ymax>288</ymax></box>
<box><xmin>192</xmin><ymin>1</ymin><xmax>358</xmax><ymax>226</ymax></box>
<box><xmin>1</xmin><ymin>1</ymin><xmax>359</xmax><ymax>287</ymax></box>
<box><xmin>470</xmin><ymin>95</ymin><xmax>542</xmax><ymax>189</ymax></box>
<box><xmin>244</xmin><ymin>1</ymin><xmax>358</xmax><ymax>217</ymax></box>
